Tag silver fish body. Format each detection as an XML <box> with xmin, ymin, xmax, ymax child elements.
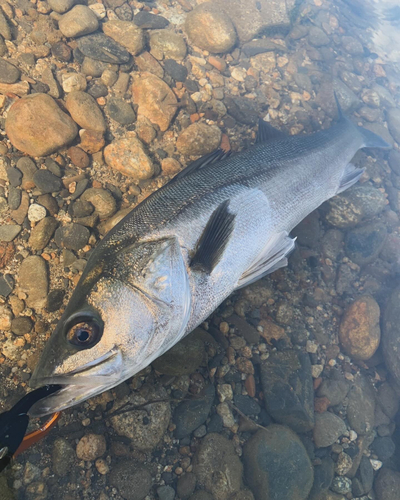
<box><xmin>30</xmin><ymin>114</ymin><xmax>389</xmax><ymax>416</ymax></box>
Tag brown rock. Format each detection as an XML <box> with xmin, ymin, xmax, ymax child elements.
<box><xmin>76</xmin><ymin>434</ymin><xmax>106</xmax><ymax>461</ymax></box>
<box><xmin>102</xmin><ymin>20</ymin><xmax>144</xmax><ymax>56</ymax></box>
<box><xmin>5</xmin><ymin>94</ymin><xmax>78</xmax><ymax>157</ymax></box>
<box><xmin>0</xmin><ymin>242</ymin><xmax>14</xmax><ymax>269</ymax></box>
<box><xmin>29</xmin><ymin>217</ymin><xmax>58</xmax><ymax>250</ymax></box>
<box><xmin>0</xmin><ymin>81</ymin><xmax>30</xmax><ymax>96</ymax></box>
<box><xmin>134</xmin><ymin>52</ymin><xmax>164</xmax><ymax>78</ymax></box>
<box><xmin>65</xmin><ymin>91</ymin><xmax>106</xmax><ymax>133</ymax></box>
<box><xmin>339</xmin><ymin>296</ymin><xmax>380</xmax><ymax>361</ymax></box>
<box><xmin>132</xmin><ymin>72</ymin><xmax>177</xmax><ymax>132</ymax></box>
<box><xmin>161</xmin><ymin>157</ymin><xmax>181</xmax><ymax>176</ymax></box>
<box><xmin>135</xmin><ymin>116</ymin><xmax>156</xmax><ymax>144</ymax></box>
<box><xmin>185</xmin><ymin>3</ymin><xmax>237</xmax><ymax>54</ymax></box>
<box><xmin>104</xmin><ymin>135</ymin><xmax>154</xmax><ymax>180</ymax></box>
<box><xmin>149</xmin><ymin>30</ymin><xmax>187</xmax><ymax>61</ymax></box>
<box><xmin>11</xmin><ymin>191</ymin><xmax>29</xmax><ymax>225</ymax></box>
<box><xmin>68</xmin><ymin>146</ymin><xmax>90</xmax><ymax>168</ymax></box>
<box><xmin>176</xmin><ymin>123</ymin><xmax>221</xmax><ymax>156</ymax></box>
<box><xmin>79</xmin><ymin>129</ymin><xmax>105</xmax><ymax>154</ymax></box>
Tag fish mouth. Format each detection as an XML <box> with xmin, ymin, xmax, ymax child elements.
<box><xmin>29</xmin><ymin>349</ymin><xmax>123</xmax><ymax>417</ymax></box>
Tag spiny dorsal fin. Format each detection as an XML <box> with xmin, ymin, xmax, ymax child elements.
<box><xmin>256</xmin><ymin>118</ymin><xmax>287</xmax><ymax>144</ymax></box>
<box><xmin>171</xmin><ymin>149</ymin><xmax>232</xmax><ymax>183</ymax></box>
<box><xmin>191</xmin><ymin>200</ymin><xmax>235</xmax><ymax>273</ymax></box>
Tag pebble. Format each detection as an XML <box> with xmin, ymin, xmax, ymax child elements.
<box><xmin>51</xmin><ymin>41</ymin><xmax>72</xmax><ymax>61</ymax></box>
<box><xmin>0</xmin><ymin>304</ymin><xmax>12</xmax><ymax>331</ymax></box>
<box><xmin>58</xmin><ymin>5</ymin><xmax>99</xmax><ymax>38</ymax></box>
<box><xmin>162</xmin><ymin>157</ymin><xmax>181</xmax><ymax>176</ymax></box>
<box><xmin>243</xmin><ymin>427</ymin><xmax>314</xmax><ymax>500</ymax></box>
<box><xmin>345</xmin><ymin>222</ymin><xmax>387</xmax><ymax>265</ymax></box>
<box><xmin>225</xmin><ymin>96</ymin><xmax>259</xmax><ymax>125</ymax></box>
<box><xmin>149</xmin><ymin>30</ymin><xmax>187</xmax><ymax>61</ymax></box>
<box><xmin>47</xmin><ymin>289</ymin><xmax>65</xmax><ymax>312</ymax></box>
<box><xmin>0</xmin><ymin>224</ymin><xmax>21</xmax><ymax>242</ymax></box>
<box><xmin>102</xmin><ymin>20</ymin><xmax>144</xmax><ymax>56</ymax></box>
<box><xmin>104</xmin><ymin>135</ymin><xmax>154</xmax><ymax>180</ymax></box>
<box><xmin>164</xmin><ymin>59</ymin><xmax>188</xmax><ymax>82</ymax></box>
<box><xmin>76</xmin><ymin>433</ymin><xmax>106</xmax><ymax>461</ymax></box>
<box><xmin>157</xmin><ymin>485</ymin><xmax>176</xmax><ymax>500</ymax></box>
<box><xmin>352</xmin><ymin>455</ymin><xmax>373</xmax><ymax>496</ymax></box>
<box><xmin>185</xmin><ymin>3</ymin><xmax>237</xmax><ymax>54</ymax></box>
<box><xmin>54</xmin><ymin>223</ymin><xmax>90</xmax><ymax>251</ymax></box>
<box><xmin>389</xmin><ymin>149</ymin><xmax>400</xmax><ymax>176</ymax></box>
<box><xmin>377</xmin><ymin>382</ymin><xmax>400</xmax><ymax>419</ymax></box>
<box><xmin>346</xmin><ymin>374</ymin><xmax>376</xmax><ymax>435</ymax></box>
<box><xmin>33</xmin><ymin>169</ymin><xmax>62</xmax><ymax>194</ymax></box>
<box><xmin>48</xmin><ymin>0</ymin><xmax>75</xmax><ymax>13</ymax></box>
<box><xmin>173</xmin><ymin>385</ymin><xmax>215</xmax><ymax>438</ymax></box>
<box><xmin>387</xmin><ymin>108</ymin><xmax>400</xmax><ymax>144</ymax></box>
<box><xmin>176</xmin><ymin>123</ymin><xmax>222</xmax><ymax>156</ymax></box>
<box><xmin>80</xmin><ymin>129</ymin><xmax>105</xmax><ymax>154</ymax></box>
<box><xmin>132</xmin><ymin>73</ymin><xmax>177</xmax><ymax>131</ymax></box>
<box><xmin>313</xmin><ymin>412</ymin><xmax>347</xmax><ymax>448</ymax></box>
<box><xmin>81</xmin><ymin>57</ymin><xmax>112</xmax><ymax>78</ymax></box>
<box><xmin>7</xmin><ymin>167</ymin><xmax>22</xmax><ymax>187</ymax></box>
<box><xmin>101</xmin><ymin>69</ymin><xmax>118</xmax><ymax>86</ymax></box>
<box><xmin>11</xmin><ymin>316</ymin><xmax>33</xmax><ymax>335</ymax></box>
<box><xmin>260</xmin><ymin>349</ymin><xmax>314</xmax><ymax>433</ymax></box>
<box><xmin>52</xmin><ymin>438</ymin><xmax>75</xmax><ymax>476</ymax></box>
<box><xmin>5</xmin><ymin>94</ymin><xmax>78</xmax><ymax>157</ymax></box>
<box><xmin>308</xmin><ymin>26</ymin><xmax>330</xmax><ymax>47</ymax></box>
<box><xmin>18</xmin><ymin>255</ymin><xmax>48</xmax><ymax>309</ymax></box>
<box><xmin>216</xmin><ymin>402</ymin><xmax>235</xmax><ymax>427</ymax></box>
<box><xmin>68</xmin><ymin>146</ymin><xmax>90</xmax><ymax>169</ymax></box>
<box><xmin>78</xmin><ymin>33</ymin><xmax>131</xmax><ymax>64</ymax></box>
<box><xmin>193</xmin><ymin>433</ymin><xmax>242</xmax><ymax>500</ymax></box>
<box><xmin>331</xmin><ymin>477</ymin><xmax>351</xmax><ymax>495</ymax></box>
<box><xmin>374</xmin><ymin>468</ymin><xmax>400</xmax><ymax>500</ymax></box>
<box><xmin>153</xmin><ymin>333</ymin><xmax>204</xmax><ymax>375</ymax></box>
<box><xmin>11</xmin><ymin>191</ymin><xmax>29</xmax><ymax>224</ymax></box>
<box><xmin>66</xmin><ymin>91</ymin><xmax>106</xmax><ymax>133</ymax></box>
<box><xmin>81</xmin><ymin>188</ymin><xmax>116</xmax><ymax>219</ymax></box>
<box><xmin>0</xmin><ymin>8</ymin><xmax>11</xmax><ymax>40</ymax></box>
<box><xmin>371</xmin><ymin>436</ymin><xmax>395</xmax><ymax>461</ymax></box>
<box><xmin>177</xmin><ymin>473</ymin><xmax>196</xmax><ymax>499</ymax></box>
<box><xmin>109</xmin><ymin>462</ymin><xmax>152</xmax><ymax>500</ymax></box>
<box><xmin>339</xmin><ymin>296</ymin><xmax>381</xmax><ymax>361</ymax></box>
<box><xmin>317</xmin><ymin>372</ymin><xmax>349</xmax><ymax>406</ymax></box>
<box><xmin>106</xmin><ymin>97</ymin><xmax>136</xmax><ymax>125</ymax></box>
<box><xmin>0</xmin><ymin>59</ymin><xmax>21</xmax><ymax>84</ymax></box>
<box><xmin>233</xmin><ymin>395</ymin><xmax>261</xmax><ymax>416</ymax></box>
<box><xmin>0</xmin><ymin>274</ymin><xmax>14</xmax><ymax>297</ymax></box>
<box><xmin>29</xmin><ymin>217</ymin><xmax>58</xmax><ymax>250</ymax></box>
<box><xmin>61</xmin><ymin>72</ymin><xmax>87</xmax><ymax>93</ymax></box>
<box><xmin>135</xmin><ymin>51</ymin><xmax>164</xmax><ymax>78</ymax></box>
<box><xmin>28</xmin><ymin>203</ymin><xmax>46</xmax><ymax>222</ymax></box>
<box><xmin>134</xmin><ymin>11</ymin><xmax>168</xmax><ymax>29</ymax></box>
<box><xmin>309</xmin><ymin>456</ymin><xmax>334</xmax><ymax>500</ymax></box>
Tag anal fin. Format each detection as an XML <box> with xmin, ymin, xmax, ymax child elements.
<box><xmin>191</xmin><ymin>200</ymin><xmax>235</xmax><ymax>273</ymax></box>
<box><xmin>337</xmin><ymin>163</ymin><xmax>365</xmax><ymax>194</ymax></box>
<box><xmin>236</xmin><ymin>231</ymin><xmax>296</xmax><ymax>289</ymax></box>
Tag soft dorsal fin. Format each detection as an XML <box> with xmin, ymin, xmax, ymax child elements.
<box><xmin>191</xmin><ymin>200</ymin><xmax>235</xmax><ymax>273</ymax></box>
<box><xmin>171</xmin><ymin>149</ymin><xmax>232</xmax><ymax>183</ymax></box>
<box><xmin>256</xmin><ymin>118</ymin><xmax>287</xmax><ymax>144</ymax></box>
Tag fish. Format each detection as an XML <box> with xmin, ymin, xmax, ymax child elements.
<box><xmin>29</xmin><ymin>99</ymin><xmax>390</xmax><ymax>416</ymax></box>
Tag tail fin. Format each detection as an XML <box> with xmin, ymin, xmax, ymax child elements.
<box><xmin>357</xmin><ymin>126</ymin><xmax>391</xmax><ymax>149</ymax></box>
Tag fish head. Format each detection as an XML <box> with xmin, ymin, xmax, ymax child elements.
<box><xmin>30</xmin><ymin>237</ymin><xmax>191</xmax><ymax>416</ymax></box>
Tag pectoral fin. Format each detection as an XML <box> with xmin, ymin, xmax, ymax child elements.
<box><xmin>236</xmin><ymin>231</ymin><xmax>296</xmax><ymax>289</ymax></box>
<box><xmin>337</xmin><ymin>163</ymin><xmax>365</xmax><ymax>194</ymax></box>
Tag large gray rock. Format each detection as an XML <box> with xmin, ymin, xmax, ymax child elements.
<box><xmin>243</xmin><ymin>426</ymin><xmax>314</xmax><ymax>500</ymax></box>
<box><xmin>173</xmin><ymin>385</ymin><xmax>215</xmax><ymax>439</ymax></box>
<box><xmin>383</xmin><ymin>287</ymin><xmax>400</xmax><ymax>386</ymax></box>
<box><xmin>313</xmin><ymin>412</ymin><xmax>347</xmax><ymax>448</ymax></box>
<box><xmin>260</xmin><ymin>349</ymin><xmax>314</xmax><ymax>432</ymax></box>
<box><xmin>374</xmin><ymin>468</ymin><xmax>400</xmax><ymax>500</ymax></box>
<box><xmin>346</xmin><ymin>375</ymin><xmax>375</xmax><ymax>435</ymax></box>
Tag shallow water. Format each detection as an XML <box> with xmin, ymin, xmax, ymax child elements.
<box><xmin>0</xmin><ymin>0</ymin><xmax>400</xmax><ymax>499</ymax></box>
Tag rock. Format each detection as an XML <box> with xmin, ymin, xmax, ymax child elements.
<box><xmin>176</xmin><ymin>123</ymin><xmax>222</xmax><ymax>156</ymax></box>
<box><xmin>0</xmin><ymin>304</ymin><xmax>12</xmax><ymax>331</ymax></box>
<box><xmin>149</xmin><ymin>30</ymin><xmax>187</xmax><ymax>61</ymax></box>
<box><xmin>109</xmin><ymin>462</ymin><xmax>152</xmax><ymax>500</ymax></box>
<box><xmin>54</xmin><ymin>223</ymin><xmax>90</xmax><ymax>251</ymax></box>
<box><xmin>8</xmin><ymin>188</ymin><xmax>21</xmax><ymax>211</ymax></box>
<box><xmin>79</xmin><ymin>129</ymin><xmax>105</xmax><ymax>154</ymax></box>
<box><xmin>5</xmin><ymin>94</ymin><xmax>78</xmax><ymax>157</ymax></box>
<box><xmin>81</xmin><ymin>57</ymin><xmax>113</xmax><ymax>77</ymax></box>
<box><xmin>173</xmin><ymin>385</ymin><xmax>215</xmax><ymax>439</ymax></box>
<box><xmin>58</xmin><ymin>5</ymin><xmax>99</xmax><ymax>38</ymax></box>
<box><xmin>65</xmin><ymin>91</ymin><xmax>106</xmax><ymax>133</ymax></box>
<box><xmin>29</xmin><ymin>217</ymin><xmax>58</xmax><ymax>250</ymax></box>
<box><xmin>104</xmin><ymin>135</ymin><xmax>153</xmax><ymax>180</ymax></box>
<box><xmin>87</xmin><ymin>81</ymin><xmax>108</xmax><ymax>98</ymax></box>
<box><xmin>0</xmin><ymin>59</ymin><xmax>20</xmax><ymax>84</ymax></box>
<box><xmin>52</xmin><ymin>438</ymin><xmax>75</xmax><ymax>476</ymax></box>
<box><xmin>48</xmin><ymin>0</ymin><xmax>75</xmax><ymax>13</ymax></box>
<box><xmin>81</xmin><ymin>188</ymin><xmax>116</xmax><ymax>219</ymax></box>
<box><xmin>347</xmin><ymin>375</ymin><xmax>375</xmax><ymax>435</ymax></box>
<box><xmin>11</xmin><ymin>316</ymin><xmax>32</xmax><ymax>335</ymax></box>
<box><xmin>18</xmin><ymin>255</ymin><xmax>48</xmax><ymax>309</ymax></box>
<box><xmin>0</xmin><ymin>224</ymin><xmax>21</xmax><ymax>242</ymax></box>
<box><xmin>321</xmin><ymin>185</ymin><xmax>387</xmax><ymax>228</ymax></box>
<box><xmin>0</xmin><ymin>242</ymin><xmax>14</xmax><ymax>270</ymax></box>
<box><xmin>68</xmin><ymin>146</ymin><xmax>90</xmax><ymax>168</ymax></box>
<box><xmin>189</xmin><ymin>493</ymin><xmax>213</xmax><ymax>500</ymax></box>
<box><xmin>28</xmin><ymin>203</ymin><xmax>46</xmax><ymax>223</ymax></box>
<box><xmin>134</xmin><ymin>11</ymin><xmax>168</xmax><ymax>29</ymax></box>
<box><xmin>345</xmin><ymin>223</ymin><xmax>387</xmax><ymax>265</ymax></box>
<box><xmin>371</xmin><ymin>436</ymin><xmax>395</xmax><ymax>461</ymax></box>
<box><xmin>225</xmin><ymin>96</ymin><xmax>258</xmax><ymax>125</ymax></box>
<box><xmin>76</xmin><ymin>433</ymin><xmax>106</xmax><ymax>460</ymax></box>
<box><xmin>331</xmin><ymin>477</ymin><xmax>351</xmax><ymax>495</ymax></box>
<box><xmin>233</xmin><ymin>395</ymin><xmax>261</xmax><ymax>416</ymax></box>
<box><xmin>7</xmin><ymin>167</ymin><xmax>22</xmax><ymax>187</ymax></box>
<box><xmin>243</xmin><ymin>426</ymin><xmax>314</xmax><ymax>500</ymax></box>
<box><xmin>352</xmin><ymin>455</ymin><xmax>373</xmax><ymax>496</ymax></box>
<box><xmin>135</xmin><ymin>51</ymin><xmax>164</xmax><ymax>78</ymax></box>
<box><xmin>389</xmin><ymin>149</ymin><xmax>400</xmax><ymax>176</ymax></box>
<box><xmin>317</xmin><ymin>372</ymin><xmax>349</xmax><ymax>407</ymax></box>
<box><xmin>260</xmin><ymin>349</ymin><xmax>315</xmax><ymax>433</ymax></box>
<box><xmin>132</xmin><ymin>73</ymin><xmax>177</xmax><ymax>132</ymax></box>
<box><xmin>177</xmin><ymin>473</ymin><xmax>196</xmax><ymax>499</ymax></box>
<box><xmin>383</xmin><ymin>287</ymin><xmax>400</xmax><ymax>385</ymax></box>
<box><xmin>292</xmin><ymin>211</ymin><xmax>321</xmax><ymax>248</ymax></box>
<box><xmin>316</xmin><ymin>79</ymin><xmax>360</xmax><ymax>117</ymax></box>
<box><xmin>33</xmin><ymin>170</ymin><xmax>62</xmax><ymax>194</ymax></box>
<box><xmin>242</xmin><ymin>38</ymin><xmax>287</xmax><ymax>57</ymax></box>
<box><xmin>309</xmin><ymin>457</ymin><xmax>334</xmax><ymax>500</ymax></box>
<box><xmin>374</xmin><ymin>468</ymin><xmax>400</xmax><ymax>500</ymax></box>
<box><xmin>78</xmin><ymin>33</ymin><xmax>131</xmax><ymax>64</ymax></box>
<box><xmin>0</xmin><ymin>8</ymin><xmax>11</xmax><ymax>40</ymax></box>
<box><xmin>377</xmin><ymin>382</ymin><xmax>400</xmax><ymax>419</ymax></box>
<box><xmin>62</xmin><ymin>72</ymin><xmax>87</xmax><ymax>93</ymax></box>
<box><xmin>342</xmin><ymin>36</ymin><xmax>364</xmax><ymax>55</ymax></box>
<box><xmin>153</xmin><ymin>333</ymin><xmax>204</xmax><ymax>375</ymax></box>
<box><xmin>313</xmin><ymin>412</ymin><xmax>347</xmax><ymax>448</ymax></box>
<box><xmin>47</xmin><ymin>289</ymin><xmax>65</xmax><ymax>312</ymax></box>
<box><xmin>164</xmin><ymin>59</ymin><xmax>188</xmax><ymax>82</ymax></box>
<box><xmin>339</xmin><ymin>296</ymin><xmax>381</xmax><ymax>361</ymax></box>
<box><xmin>111</xmin><ymin>387</ymin><xmax>170</xmax><ymax>450</ymax></box>
<box><xmin>387</xmin><ymin>108</ymin><xmax>400</xmax><ymax>144</ymax></box>
<box><xmin>308</xmin><ymin>26</ymin><xmax>330</xmax><ymax>47</ymax></box>
<box><xmin>193</xmin><ymin>433</ymin><xmax>242</xmax><ymax>500</ymax></box>
<box><xmin>158</xmin><ymin>485</ymin><xmax>176</xmax><ymax>500</ymax></box>
<box><xmin>162</xmin><ymin>157</ymin><xmax>181</xmax><ymax>176</ymax></box>
<box><xmin>106</xmin><ymin>97</ymin><xmax>136</xmax><ymax>125</ymax></box>
<box><xmin>0</xmin><ymin>274</ymin><xmax>14</xmax><ymax>297</ymax></box>
<box><xmin>102</xmin><ymin>20</ymin><xmax>144</xmax><ymax>56</ymax></box>
<box><xmin>185</xmin><ymin>3</ymin><xmax>236</xmax><ymax>54</ymax></box>
<box><xmin>52</xmin><ymin>41</ymin><xmax>72</xmax><ymax>61</ymax></box>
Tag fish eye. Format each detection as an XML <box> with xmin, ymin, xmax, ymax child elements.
<box><xmin>66</xmin><ymin>319</ymin><xmax>102</xmax><ymax>349</ymax></box>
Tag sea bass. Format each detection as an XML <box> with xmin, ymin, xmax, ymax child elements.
<box><xmin>30</xmin><ymin>103</ymin><xmax>389</xmax><ymax>416</ymax></box>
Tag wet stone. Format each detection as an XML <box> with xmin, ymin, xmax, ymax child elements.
<box><xmin>0</xmin><ymin>274</ymin><xmax>14</xmax><ymax>297</ymax></box>
<box><xmin>242</xmin><ymin>38</ymin><xmax>287</xmax><ymax>57</ymax></box>
<box><xmin>342</xmin><ymin>35</ymin><xmax>364</xmax><ymax>55</ymax></box>
<box><xmin>58</xmin><ymin>5</ymin><xmax>99</xmax><ymax>38</ymax></box>
<box><xmin>374</xmin><ymin>468</ymin><xmax>400</xmax><ymax>500</ymax></box>
<box><xmin>331</xmin><ymin>476</ymin><xmax>351</xmax><ymax>495</ymax></box>
<box><xmin>0</xmin><ymin>59</ymin><xmax>21</xmax><ymax>84</ymax></box>
<box><xmin>54</xmin><ymin>223</ymin><xmax>90</xmax><ymax>251</ymax></box>
<box><xmin>88</xmin><ymin>81</ymin><xmax>108</xmax><ymax>98</ymax></box>
<box><xmin>78</xmin><ymin>33</ymin><xmax>131</xmax><ymax>64</ymax></box>
<box><xmin>134</xmin><ymin>11</ymin><xmax>168</xmax><ymax>29</ymax></box>
<box><xmin>260</xmin><ymin>349</ymin><xmax>314</xmax><ymax>433</ymax></box>
<box><xmin>109</xmin><ymin>462</ymin><xmax>152</xmax><ymax>500</ymax></box>
<box><xmin>173</xmin><ymin>385</ymin><xmax>215</xmax><ymax>439</ymax></box>
<box><xmin>76</xmin><ymin>433</ymin><xmax>106</xmax><ymax>460</ymax></box>
<box><xmin>66</xmin><ymin>91</ymin><xmax>106</xmax><ymax>134</ymax></box>
<box><xmin>164</xmin><ymin>59</ymin><xmax>188</xmax><ymax>82</ymax></box>
<box><xmin>0</xmin><ymin>224</ymin><xmax>21</xmax><ymax>241</ymax></box>
<box><xmin>11</xmin><ymin>316</ymin><xmax>33</xmax><ymax>335</ymax></box>
<box><xmin>352</xmin><ymin>455</ymin><xmax>373</xmax><ymax>496</ymax></box>
<box><xmin>149</xmin><ymin>30</ymin><xmax>187</xmax><ymax>61</ymax></box>
<box><xmin>233</xmin><ymin>395</ymin><xmax>261</xmax><ymax>416</ymax></box>
<box><xmin>81</xmin><ymin>188</ymin><xmax>116</xmax><ymax>219</ymax></box>
<box><xmin>33</xmin><ymin>170</ymin><xmax>62</xmax><ymax>194</ymax></box>
<box><xmin>345</xmin><ymin>222</ymin><xmax>387</xmax><ymax>265</ymax></box>
<box><xmin>309</xmin><ymin>456</ymin><xmax>334</xmax><ymax>500</ymax></box>
<box><xmin>7</xmin><ymin>167</ymin><xmax>22</xmax><ymax>187</ymax></box>
<box><xmin>47</xmin><ymin>289</ymin><xmax>65</xmax><ymax>312</ymax></box>
<box><xmin>347</xmin><ymin>375</ymin><xmax>375</xmax><ymax>435</ymax></box>
<box><xmin>52</xmin><ymin>41</ymin><xmax>72</xmax><ymax>61</ymax></box>
<box><xmin>102</xmin><ymin>20</ymin><xmax>144</xmax><ymax>56</ymax></box>
<box><xmin>177</xmin><ymin>473</ymin><xmax>196</xmax><ymax>499</ymax></box>
<box><xmin>158</xmin><ymin>485</ymin><xmax>176</xmax><ymax>500</ymax></box>
<box><xmin>317</xmin><ymin>372</ymin><xmax>349</xmax><ymax>407</ymax></box>
<box><xmin>52</xmin><ymin>438</ymin><xmax>75</xmax><ymax>477</ymax></box>
<box><xmin>371</xmin><ymin>436</ymin><xmax>395</xmax><ymax>461</ymax></box>
<box><xmin>377</xmin><ymin>382</ymin><xmax>399</xmax><ymax>419</ymax></box>
<box><xmin>18</xmin><ymin>255</ymin><xmax>48</xmax><ymax>309</ymax></box>
<box><xmin>67</xmin><ymin>146</ymin><xmax>90</xmax><ymax>169</ymax></box>
<box><xmin>243</xmin><ymin>427</ymin><xmax>314</xmax><ymax>500</ymax></box>
<box><xmin>106</xmin><ymin>97</ymin><xmax>136</xmax><ymax>125</ymax></box>
<box><xmin>225</xmin><ymin>96</ymin><xmax>258</xmax><ymax>125</ymax></box>
<box><xmin>48</xmin><ymin>0</ymin><xmax>75</xmax><ymax>13</ymax></box>
<box><xmin>176</xmin><ymin>123</ymin><xmax>222</xmax><ymax>156</ymax></box>
<box><xmin>8</xmin><ymin>187</ymin><xmax>21</xmax><ymax>211</ymax></box>
<box><xmin>153</xmin><ymin>333</ymin><xmax>204</xmax><ymax>375</ymax></box>
<box><xmin>29</xmin><ymin>217</ymin><xmax>58</xmax><ymax>251</ymax></box>
<box><xmin>313</xmin><ymin>412</ymin><xmax>347</xmax><ymax>448</ymax></box>
<box><xmin>308</xmin><ymin>26</ymin><xmax>330</xmax><ymax>47</ymax></box>
<box><xmin>17</xmin><ymin>157</ymin><xmax>37</xmax><ymax>190</ymax></box>
<box><xmin>104</xmin><ymin>135</ymin><xmax>154</xmax><ymax>180</ymax></box>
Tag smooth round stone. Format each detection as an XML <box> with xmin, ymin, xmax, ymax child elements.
<box><xmin>383</xmin><ymin>287</ymin><xmax>400</xmax><ymax>386</ymax></box>
<box><xmin>374</xmin><ymin>468</ymin><xmax>400</xmax><ymax>500</ymax></box>
<box><xmin>149</xmin><ymin>30</ymin><xmax>187</xmax><ymax>61</ymax></box>
<box><xmin>78</xmin><ymin>33</ymin><xmax>131</xmax><ymax>64</ymax></box>
<box><xmin>185</xmin><ymin>3</ymin><xmax>237</xmax><ymax>54</ymax></box>
<box><xmin>76</xmin><ymin>434</ymin><xmax>106</xmax><ymax>461</ymax></box>
<box><xmin>29</xmin><ymin>217</ymin><xmax>58</xmax><ymax>250</ymax></box>
<box><xmin>48</xmin><ymin>0</ymin><xmax>75</xmax><ymax>13</ymax></box>
<box><xmin>173</xmin><ymin>385</ymin><xmax>215</xmax><ymax>439</ymax></box>
<box><xmin>81</xmin><ymin>188</ymin><xmax>116</xmax><ymax>219</ymax></box>
<box><xmin>62</xmin><ymin>73</ymin><xmax>87</xmax><ymax>93</ymax></box>
<box><xmin>308</xmin><ymin>26</ymin><xmax>330</xmax><ymax>47</ymax></box>
<box><xmin>106</xmin><ymin>97</ymin><xmax>136</xmax><ymax>125</ymax></box>
<box><xmin>0</xmin><ymin>225</ymin><xmax>21</xmax><ymax>242</ymax></box>
<box><xmin>67</xmin><ymin>146</ymin><xmax>90</xmax><ymax>169</ymax></box>
<box><xmin>347</xmin><ymin>375</ymin><xmax>376</xmax><ymax>435</ymax></box>
<box><xmin>18</xmin><ymin>255</ymin><xmax>48</xmax><ymax>309</ymax></box>
<box><xmin>65</xmin><ymin>91</ymin><xmax>106</xmax><ymax>133</ymax></box>
<box><xmin>0</xmin><ymin>59</ymin><xmax>21</xmax><ymax>84</ymax></box>
<box><xmin>152</xmin><ymin>334</ymin><xmax>204</xmax><ymax>376</ymax></box>
<box><xmin>7</xmin><ymin>167</ymin><xmax>22</xmax><ymax>187</ymax></box>
<box><xmin>104</xmin><ymin>135</ymin><xmax>154</xmax><ymax>180</ymax></box>
<box><xmin>11</xmin><ymin>316</ymin><xmax>33</xmax><ymax>335</ymax></box>
<box><xmin>54</xmin><ymin>223</ymin><xmax>90</xmax><ymax>251</ymax></box>
<box><xmin>102</xmin><ymin>20</ymin><xmax>144</xmax><ymax>56</ymax></box>
<box><xmin>33</xmin><ymin>170</ymin><xmax>62</xmax><ymax>194</ymax></box>
<box><xmin>164</xmin><ymin>59</ymin><xmax>188</xmax><ymax>82</ymax></box>
<box><xmin>339</xmin><ymin>296</ymin><xmax>380</xmax><ymax>361</ymax></box>
<box><xmin>388</xmin><ymin>108</ymin><xmax>400</xmax><ymax>144</ymax></box>
<box><xmin>52</xmin><ymin>438</ymin><xmax>75</xmax><ymax>477</ymax></box>
<box><xmin>133</xmin><ymin>11</ymin><xmax>168</xmax><ymax>29</ymax></box>
<box><xmin>345</xmin><ymin>222</ymin><xmax>387</xmax><ymax>265</ymax></box>
<box><xmin>58</xmin><ymin>5</ymin><xmax>99</xmax><ymax>38</ymax></box>
<box><xmin>51</xmin><ymin>41</ymin><xmax>72</xmax><ymax>61</ymax></box>
<box><xmin>313</xmin><ymin>412</ymin><xmax>347</xmax><ymax>448</ymax></box>
<box><xmin>176</xmin><ymin>123</ymin><xmax>221</xmax><ymax>156</ymax></box>
<box><xmin>28</xmin><ymin>203</ymin><xmax>47</xmax><ymax>222</ymax></box>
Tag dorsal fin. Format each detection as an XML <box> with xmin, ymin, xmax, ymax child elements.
<box><xmin>256</xmin><ymin>118</ymin><xmax>287</xmax><ymax>144</ymax></box>
<box><xmin>334</xmin><ymin>91</ymin><xmax>344</xmax><ymax>121</ymax></box>
<box><xmin>171</xmin><ymin>149</ymin><xmax>232</xmax><ymax>183</ymax></box>
<box><xmin>191</xmin><ymin>200</ymin><xmax>235</xmax><ymax>273</ymax></box>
